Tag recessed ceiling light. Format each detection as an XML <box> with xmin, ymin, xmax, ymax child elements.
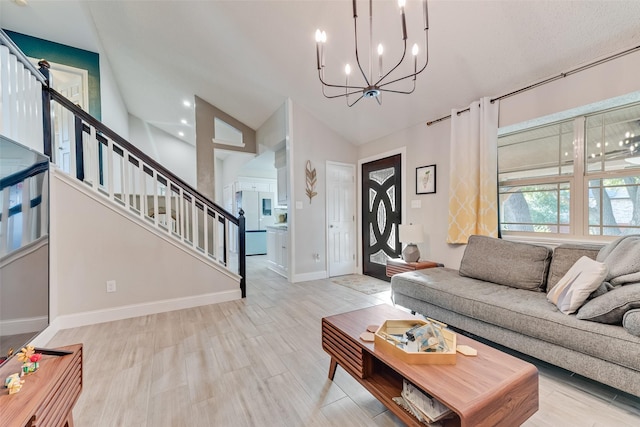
<box><xmin>180</xmin><ymin>119</ymin><xmax>188</xmax><ymax>125</ymax></box>
<box><xmin>183</xmin><ymin>100</ymin><xmax>191</xmax><ymax>108</ymax></box>
<box><xmin>178</xmin><ymin>131</ymin><xmax>185</xmax><ymax>137</ymax></box>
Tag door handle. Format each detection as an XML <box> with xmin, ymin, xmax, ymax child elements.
<box><xmin>329</xmin><ymin>225</ymin><xmax>334</xmax><ymax>228</ymax></box>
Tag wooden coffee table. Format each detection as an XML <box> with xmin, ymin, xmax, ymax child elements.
<box><xmin>321</xmin><ymin>305</ymin><xmax>538</xmax><ymax>427</ymax></box>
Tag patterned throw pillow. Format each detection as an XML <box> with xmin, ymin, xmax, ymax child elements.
<box><xmin>547</xmin><ymin>256</ymin><xmax>608</xmax><ymax>315</ymax></box>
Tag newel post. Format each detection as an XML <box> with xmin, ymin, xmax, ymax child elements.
<box><xmin>238</xmin><ymin>209</ymin><xmax>246</xmax><ymax>298</ymax></box>
<box><xmin>38</xmin><ymin>60</ymin><xmax>53</xmax><ymax>160</ymax></box>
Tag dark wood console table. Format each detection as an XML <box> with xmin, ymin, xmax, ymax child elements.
<box><xmin>0</xmin><ymin>344</ymin><xmax>83</xmax><ymax>427</ymax></box>
<box><xmin>322</xmin><ymin>306</ymin><xmax>538</xmax><ymax>426</ymax></box>
<box><xmin>386</xmin><ymin>258</ymin><xmax>441</xmax><ymax>277</ymax></box>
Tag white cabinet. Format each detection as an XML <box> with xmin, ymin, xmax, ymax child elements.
<box><xmin>266</xmin><ymin>229</ymin><xmax>277</xmax><ymax>264</ymax></box>
<box><xmin>266</xmin><ymin>226</ymin><xmax>288</xmax><ymax>277</ymax></box>
<box><xmin>279</xmin><ymin>230</ymin><xmax>288</xmax><ymax>271</ymax></box>
<box><xmin>237</xmin><ymin>181</ymin><xmax>270</xmax><ymax>192</ymax></box>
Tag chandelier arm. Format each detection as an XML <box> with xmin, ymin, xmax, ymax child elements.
<box><xmin>373</xmin><ymin>40</ymin><xmax>408</xmax><ymax>88</ymax></box>
<box><xmin>322</xmin><ymin>88</ymin><xmax>366</xmax><ymax>99</ymax></box>
<box><xmin>318</xmin><ymin>70</ymin><xmax>366</xmax><ymax>91</ymax></box>
<box><xmin>377</xmin><ymin>30</ymin><xmax>429</xmax><ymax>89</ymax></box>
<box><xmin>346</xmin><ymin>93</ymin><xmax>365</xmax><ymax>107</ymax></box>
<box><xmin>378</xmin><ymin>71</ymin><xmax>419</xmax><ymax>88</ymax></box>
<box><xmin>353</xmin><ymin>10</ymin><xmax>371</xmax><ymax>86</ymax></box>
<box><xmin>414</xmin><ymin>30</ymin><xmax>430</xmax><ymax>75</ymax></box>
<box><xmin>379</xmin><ymin>81</ymin><xmax>416</xmax><ymax>95</ymax></box>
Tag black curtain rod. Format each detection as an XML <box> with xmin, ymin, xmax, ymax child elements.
<box><xmin>426</xmin><ymin>44</ymin><xmax>640</xmax><ymax>126</ymax></box>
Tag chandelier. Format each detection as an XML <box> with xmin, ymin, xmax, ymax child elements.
<box><xmin>315</xmin><ymin>0</ymin><xmax>430</xmax><ymax>107</ymax></box>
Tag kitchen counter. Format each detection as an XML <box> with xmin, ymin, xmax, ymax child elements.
<box><xmin>266</xmin><ymin>224</ymin><xmax>288</xmax><ymax>231</ymax></box>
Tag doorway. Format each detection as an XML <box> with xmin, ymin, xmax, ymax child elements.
<box><xmin>30</xmin><ymin>59</ymin><xmax>89</xmax><ymax>174</ymax></box>
<box><xmin>326</xmin><ymin>162</ymin><xmax>356</xmax><ymax>277</ymax></box>
<box><xmin>362</xmin><ymin>154</ymin><xmax>402</xmax><ymax>281</ymax></box>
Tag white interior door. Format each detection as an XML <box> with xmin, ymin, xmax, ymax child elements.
<box><xmin>30</xmin><ymin>59</ymin><xmax>88</xmax><ymax>175</ymax></box>
<box><xmin>327</xmin><ymin>162</ymin><xmax>356</xmax><ymax>277</ymax></box>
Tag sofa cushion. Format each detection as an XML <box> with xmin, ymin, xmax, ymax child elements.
<box><xmin>391</xmin><ymin>268</ymin><xmax>640</xmax><ymax>372</ymax></box>
<box><xmin>459</xmin><ymin>235</ymin><xmax>552</xmax><ymax>291</ymax></box>
<box><xmin>623</xmin><ymin>309</ymin><xmax>640</xmax><ymax>337</ymax></box>
<box><xmin>576</xmin><ymin>283</ymin><xmax>640</xmax><ymax>324</ymax></box>
<box><xmin>596</xmin><ymin>235</ymin><xmax>640</xmax><ymax>286</ymax></box>
<box><xmin>546</xmin><ymin>244</ymin><xmax>602</xmax><ymax>292</ymax></box>
<box><xmin>547</xmin><ymin>256</ymin><xmax>608</xmax><ymax>315</ymax></box>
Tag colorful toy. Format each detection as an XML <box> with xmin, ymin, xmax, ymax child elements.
<box><xmin>5</xmin><ymin>373</ymin><xmax>24</xmax><ymax>394</ymax></box>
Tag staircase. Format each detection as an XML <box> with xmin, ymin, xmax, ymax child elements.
<box><xmin>0</xmin><ymin>30</ymin><xmax>246</xmax><ymax>314</ymax></box>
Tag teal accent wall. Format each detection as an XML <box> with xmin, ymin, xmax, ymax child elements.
<box><xmin>4</xmin><ymin>30</ymin><xmax>101</xmax><ymax>120</ymax></box>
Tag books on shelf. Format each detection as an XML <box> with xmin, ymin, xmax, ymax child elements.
<box><xmin>394</xmin><ymin>379</ymin><xmax>452</xmax><ymax>425</ymax></box>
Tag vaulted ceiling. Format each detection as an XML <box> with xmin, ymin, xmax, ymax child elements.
<box><xmin>3</xmin><ymin>0</ymin><xmax>640</xmax><ymax>146</ymax></box>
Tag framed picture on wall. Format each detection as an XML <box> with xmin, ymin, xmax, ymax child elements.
<box><xmin>416</xmin><ymin>164</ymin><xmax>436</xmax><ymax>194</ymax></box>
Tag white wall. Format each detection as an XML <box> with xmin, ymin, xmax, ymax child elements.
<box><xmin>49</xmin><ymin>170</ymin><xmax>239</xmax><ymax>327</ymax></box>
<box><xmin>499</xmin><ymin>49</ymin><xmax>640</xmax><ymax>128</ymax></box>
<box><xmin>100</xmin><ymin>57</ymin><xmax>129</xmax><ymax>139</ymax></box>
<box><xmin>256</xmin><ymin>103</ymin><xmax>287</xmax><ymax>153</ymax></box>
<box><xmin>128</xmin><ymin>114</ymin><xmax>197</xmax><ymax>188</ymax></box>
<box><xmin>291</xmin><ymin>101</ymin><xmax>358</xmax><ymax>280</ymax></box>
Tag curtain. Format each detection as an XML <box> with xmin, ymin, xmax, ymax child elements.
<box><xmin>447</xmin><ymin>97</ymin><xmax>500</xmax><ymax>244</ymax></box>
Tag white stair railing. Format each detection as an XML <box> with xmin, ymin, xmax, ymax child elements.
<box><xmin>49</xmin><ymin>80</ymin><xmax>246</xmax><ymax>295</ymax></box>
<box><xmin>0</xmin><ymin>31</ymin><xmax>45</xmax><ymax>154</ymax></box>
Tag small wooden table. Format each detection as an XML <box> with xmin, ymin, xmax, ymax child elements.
<box><xmin>321</xmin><ymin>305</ymin><xmax>538</xmax><ymax>427</ymax></box>
<box><xmin>386</xmin><ymin>258</ymin><xmax>441</xmax><ymax>277</ymax></box>
<box><xmin>0</xmin><ymin>344</ymin><xmax>83</xmax><ymax>427</ymax></box>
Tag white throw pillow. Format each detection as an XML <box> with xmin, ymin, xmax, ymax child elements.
<box><xmin>547</xmin><ymin>256</ymin><xmax>609</xmax><ymax>315</ymax></box>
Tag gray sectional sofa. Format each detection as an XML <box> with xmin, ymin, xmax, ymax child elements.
<box><xmin>390</xmin><ymin>235</ymin><xmax>640</xmax><ymax>397</ymax></box>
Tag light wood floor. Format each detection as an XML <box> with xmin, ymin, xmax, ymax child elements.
<box><xmin>47</xmin><ymin>257</ymin><xmax>640</xmax><ymax>426</ymax></box>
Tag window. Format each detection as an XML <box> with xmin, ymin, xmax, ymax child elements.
<box><xmin>498</xmin><ymin>102</ymin><xmax>640</xmax><ymax>238</ymax></box>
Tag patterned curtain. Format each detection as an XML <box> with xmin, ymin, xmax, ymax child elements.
<box><xmin>447</xmin><ymin>97</ymin><xmax>500</xmax><ymax>244</ymax></box>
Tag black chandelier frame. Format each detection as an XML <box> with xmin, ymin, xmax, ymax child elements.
<box><xmin>316</xmin><ymin>0</ymin><xmax>430</xmax><ymax>107</ymax></box>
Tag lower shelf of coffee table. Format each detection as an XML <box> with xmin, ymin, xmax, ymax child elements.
<box><xmin>344</xmin><ymin>354</ymin><xmax>460</xmax><ymax>427</ymax></box>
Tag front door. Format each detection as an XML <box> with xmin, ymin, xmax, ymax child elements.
<box><xmin>362</xmin><ymin>154</ymin><xmax>402</xmax><ymax>281</ymax></box>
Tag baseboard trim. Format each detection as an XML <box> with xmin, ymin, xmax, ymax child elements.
<box><xmin>43</xmin><ymin>289</ymin><xmax>242</xmax><ymax>333</ymax></box>
<box><xmin>292</xmin><ymin>270</ymin><xmax>327</xmax><ymax>283</ymax></box>
<box><xmin>0</xmin><ymin>316</ymin><xmax>48</xmax><ymax>336</ymax></box>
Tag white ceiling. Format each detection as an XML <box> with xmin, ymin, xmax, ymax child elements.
<box><xmin>2</xmin><ymin>0</ymin><xmax>640</xmax><ymax>147</ymax></box>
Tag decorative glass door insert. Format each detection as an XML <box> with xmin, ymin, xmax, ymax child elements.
<box><xmin>362</xmin><ymin>154</ymin><xmax>401</xmax><ymax>280</ymax></box>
